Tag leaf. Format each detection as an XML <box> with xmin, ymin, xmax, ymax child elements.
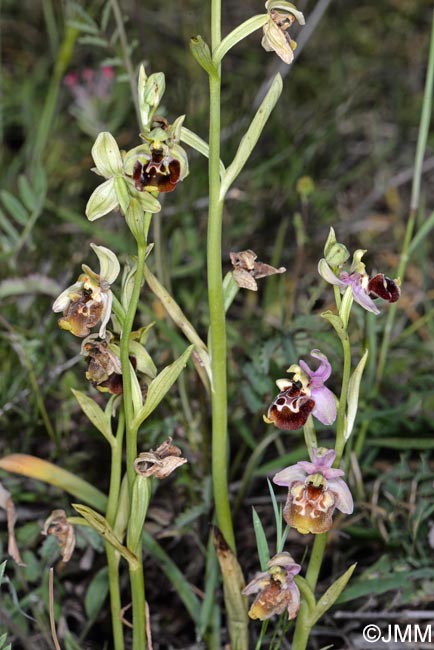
<box><xmin>132</xmin><ymin>345</ymin><xmax>194</xmax><ymax>428</ymax></box>
<box><xmin>0</xmin><ymin>454</ymin><xmax>107</xmax><ymax>512</ymax></box>
<box><xmin>71</xmin><ymin>389</ymin><xmax>114</xmax><ymax>444</ymax></box>
<box><xmin>219</xmin><ymin>73</ymin><xmax>283</xmax><ymax>199</ymax></box>
<box><xmin>0</xmin><ymin>191</ymin><xmax>29</xmax><ymax>226</ymax></box>
<box><xmin>345</xmin><ymin>349</ymin><xmax>368</xmax><ymax>441</ymax></box>
<box><xmin>320</xmin><ymin>310</ymin><xmax>348</xmax><ymax>342</ymax></box>
<box><xmin>213</xmin><ymin>14</ymin><xmax>268</xmax><ymax>64</ymax></box>
<box><xmin>310</xmin><ymin>563</ymin><xmax>357</xmax><ymax>625</ymax></box>
<box><xmin>252</xmin><ymin>507</ymin><xmax>270</xmax><ymax>571</ymax></box>
<box><xmin>17</xmin><ymin>176</ymin><xmax>37</xmax><ymax>211</ymax></box>
<box><xmin>338</xmin><ymin>285</ymin><xmax>353</xmax><ymax>329</ymax></box>
<box><xmin>128</xmin><ymin>340</ymin><xmax>157</xmax><ymax>379</ymax></box>
<box><xmin>85</xmin><ymin>567</ymin><xmax>109</xmax><ymax>620</ymax></box>
<box><xmin>180</xmin><ymin>126</ymin><xmax>225</xmax><ymax>179</ymax></box>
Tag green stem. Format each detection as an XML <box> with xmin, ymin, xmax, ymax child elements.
<box><xmin>208</xmin><ymin>3</ymin><xmax>235</xmax><ymax>552</ymax></box>
<box><xmin>120</xmin><ymin>213</ymin><xmax>152</xmax><ymax>649</ymax></box>
<box><xmin>376</xmin><ymin>10</ymin><xmax>434</xmax><ymax>384</ymax></box>
<box><xmin>105</xmin><ymin>408</ymin><xmax>125</xmax><ymax>650</ymax></box>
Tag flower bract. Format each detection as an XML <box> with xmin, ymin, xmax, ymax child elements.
<box><xmin>273</xmin><ymin>447</ymin><xmax>353</xmax><ymax>534</ymax></box>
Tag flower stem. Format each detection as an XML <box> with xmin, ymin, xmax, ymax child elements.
<box><xmin>208</xmin><ymin>0</ymin><xmax>235</xmax><ymax>552</ymax></box>
<box><xmin>105</xmin><ymin>407</ymin><xmax>126</xmax><ymax>650</ymax></box>
<box><xmin>120</xmin><ymin>212</ymin><xmax>152</xmax><ymax>649</ymax></box>
<box><xmin>376</xmin><ymin>10</ymin><xmax>434</xmax><ymax>385</ymax></box>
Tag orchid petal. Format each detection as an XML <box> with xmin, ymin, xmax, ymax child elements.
<box><xmin>98</xmin><ymin>292</ymin><xmax>113</xmax><ymax>338</ymax></box>
<box><xmin>351</xmin><ymin>281</ymin><xmax>381</xmax><ymax>314</ymax></box>
<box><xmin>286</xmin><ymin>581</ymin><xmax>301</xmax><ymax>619</ymax></box>
<box><xmin>311</xmin><ymin>385</ymin><xmax>337</xmax><ymax>425</ymax></box>
<box><xmin>85</xmin><ymin>178</ymin><xmax>119</xmax><ymax>221</ymax></box>
<box><xmin>328</xmin><ymin>477</ymin><xmax>354</xmax><ymax>514</ymax></box>
<box><xmin>273</xmin><ymin>464</ymin><xmax>306</xmax><ymax>487</ymax></box>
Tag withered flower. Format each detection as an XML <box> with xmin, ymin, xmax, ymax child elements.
<box><xmin>52</xmin><ymin>244</ymin><xmax>120</xmax><ymax>338</ymax></box>
<box><xmin>273</xmin><ymin>448</ymin><xmax>353</xmax><ymax>535</ymax></box>
<box><xmin>242</xmin><ymin>552</ymin><xmax>301</xmax><ymax>620</ymax></box>
<box><xmin>134</xmin><ymin>438</ymin><xmax>187</xmax><ymax>479</ymax></box>
<box><xmin>81</xmin><ymin>336</ymin><xmax>123</xmax><ymax>394</ymax></box>
<box><xmin>42</xmin><ymin>509</ymin><xmax>76</xmax><ymax>562</ymax></box>
<box><xmin>262</xmin><ymin>1</ymin><xmax>305</xmax><ymax>64</ymax></box>
<box><xmin>230</xmin><ymin>249</ymin><xmax>286</xmax><ymax>291</ymax></box>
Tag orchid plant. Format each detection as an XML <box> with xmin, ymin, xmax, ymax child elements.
<box><xmin>4</xmin><ymin>0</ymin><xmax>432</xmax><ymax>648</ymax></box>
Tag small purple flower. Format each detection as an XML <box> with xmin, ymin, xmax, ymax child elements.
<box><xmin>264</xmin><ymin>350</ymin><xmax>337</xmax><ymax>430</ymax></box>
<box><xmin>318</xmin><ymin>251</ymin><xmax>400</xmax><ymax>314</ymax></box>
<box><xmin>273</xmin><ymin>448</ymin><xmax>353</xmax><ymax>534</ymax></box>
<box><xmin>242</xmin><ymin>552</ymin><xmax>301</xmax><ymax>620</ymax></box>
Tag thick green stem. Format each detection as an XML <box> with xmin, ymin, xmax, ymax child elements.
<box><xmin>376</xmin><ymin>10</ymin><xmax>434</xmax><ymax>384</ymax></box>
<box><xmin>105</xmin><ymin>408</ymin><xmax>126</xmax><ymax>650</ymax></box>
<box><xmin>130</xmin><ymin>564</ymin><xmax>146</xmax><ymax>650</ymax></box>
<box><xmin>208</xmin><ymin>8</ymin><xmax>235</xmax><ymax>551</ymax></box>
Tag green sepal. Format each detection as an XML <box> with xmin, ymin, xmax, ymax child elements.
<box><xmin>126</xmin><ymin>475</ymin><xmax>151</xmax><ymax>553</ymax></box>
<box><xmin>190</xmin><ymin>35</ymin><xmax>217</xmax><ymax>76</ymax></box>
<box><xmin>71</xmin><ymin>389</ymin><xmax>114</xmax><ymax>445</ymax></box>
<box><xmin>91</xmin><ymin>132</ymin><xmax>123</xmax><ymax>177</ymax></box>
<box><xmin>220</xmin><ymin>73</ymin><xmax>283</xmax><ymax>199</ymax></box>
<box><xmin>324</xmin><ymin>227</ymin><xmax>349</xmax><ymax>266</ymax></box>
<box><xmin>132</xmin><ymin>345</ymin><xmax>194</xmax><ymax>429</ymax></box>
<box><xmin>345</xmin><ymin>349</ymin><xmax>368</xmax><ymax>441</ymax></box>
<box><xmin>85</xmin><ymin>178</ymin><xmax>119</xmax><ymax>221</ymax></box>
<box><xmin>114</xmin><ymin>176</ymin><xmax>130</xmax><ymax>215</ymax></box>
<box><xmin>309</xmin><ymin>563</ymin><xmax>357</xmax><ymax>626</ymax></box>
<box><xmin>213</xmin><ymin>14</ymin><xmax>268</xmax><ymax>65</ymax></box>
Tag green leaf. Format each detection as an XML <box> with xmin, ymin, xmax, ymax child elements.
<box><xmin>369</xmin><ymin>437</ymin><xmax>434</xmax><ymax>450</ymax></box>
<box><xmin>180</xmin><ymin>126</ymin><xmax>225</xmax><ymax>179</ymax></box>
<box><xmin>71</xmin><ymin>389</ymin><xmax>114</xmax><ymax>444</ymax></box>
<box><xmin>310</xmin><ymin>563</ymin><xmax>357</xmax><ymax>626</ymax></box>
<box><xmin>0</xmin><ymin>454</ymin><xmax>107</xmax><ymax>512</ymax></box>
<box><xmin>320</xmin><ymin>310</ymin><xmax>348</xmax><ymax>342</ymax></box>
<box><xmin>17</xmin><ymin>175</ymin><xmax>37</xmax><ymax>211</ymax></box>
<box><xmin>72</xmin><ymin>504</ymin><xmax>137</xmax><ymax>566</ymax></box>
<box><xmin>338</xmin><ymin>285</ymin><xmax>353</xmax><ymax>329</ymax></box>
<box><xmin>213</xmin><ymin>14</ymin><xmax>268</xmax><ymax>64</ymax></box>
<box><xmin>128</xmin><ymin>340</ymin><xmax>157</xmax><ymax>378</ymax></box>
<box><xmin>126</xmin><ymin>475</ymin><xmax>151</xmax><ymax>553</ymax></box>
<box><xmin>219</xmin><ymin>73</ymin><xmax>283</xmax><ymax>199</ymax></box>
<box><xmin>223</xmin><ymin>272</ymin><xmax>240</xmax><ymax>312</ymax></box>
<box><xmin>85</xmin><ymin>567</ymin><xmax>109</xmax><ymax>620</ymax></box>
<box><xmin>132</xmin><ymin>345</ymin><xmax>193</xmax><ymax>428</ymax></box>
<box><xmin>345</xmin><ymin>349</ymin><xmax>368</xmax><ymax>441</ymax></box>
<box><xmin>252</xmin><ymin>507</ymin><xmax>270</xmax><ymax>571</ymax></box>
<box><xmin>0</xmin><ymin>191</ymin><xmax>29</xmax><ymax>226</ymax></box>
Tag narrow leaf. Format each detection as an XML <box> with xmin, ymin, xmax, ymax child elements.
<box><xmin>85</xmin><ymin>567</ymin><xmax>109</xmax><ymax>620</ymax></box>
<box><xmin>132</xmin><ymin>345</ymin><xmax>193</xmax><ymax>428</ymax></box>
<box><xmin>0</xmin><ymin>191</ymin><xmax>28</xmax><ymax>226</ymax></box>
<box><xmin>220</xmin><ymin>73</ymin><xmax>283</xmax><ymax>199</ymax></box>
<box><xmin>345</xmin><ymin>349</ymin><xmax>368</xmax><ymax>441</ymax></box>
<box><xmin>213</xmin><ymin>14</ymin><xmax>268</xmax><ymax>64</ymax></box>
<box><xmin>71</xmin><ymin>389</ymin><xmax>114</xmax><ymax>444</ymax></box>
<box><xmin>0</xmin><ymin>455</ymin><xmax>107</xmax><ymax>512</ymax></box>
<box><xmin>252</xmin><ymin>507</ymin><xmax>270</xmax><ymax>571</ymax></box>
<box><xmin>310</xmin><ymin>563</ymin><xmax>357</xmax><ymax>626</ymax></box>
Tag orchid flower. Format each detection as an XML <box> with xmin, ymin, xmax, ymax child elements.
<box><xmin>242</xmin><ymin>552</ymin><xmax>301</xmax><ymax>620</ymax></box>
<box><xmin>52</xmin><ymin>244</ymin><xmax>120</xmax><ymax>338</ymax></box>
<box><xmin>273</xmin><ymin>447</ymin><xmax>353</xmax><ymax>534</ymax></box>
<box><xmin>264</xmin><ymin>349</ymin><xmax>337</xmax><ymax>430</ymax></box>
<box><xmin>318</xmin><ymin>249</ymin><xmax>400</xmax><ymax>314</ymax></box>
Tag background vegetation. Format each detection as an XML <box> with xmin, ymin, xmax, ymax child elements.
<box><xmin>1</xmin><ymin>0</ymin><xmax>434</xmax><ymax>648</ymax></box>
